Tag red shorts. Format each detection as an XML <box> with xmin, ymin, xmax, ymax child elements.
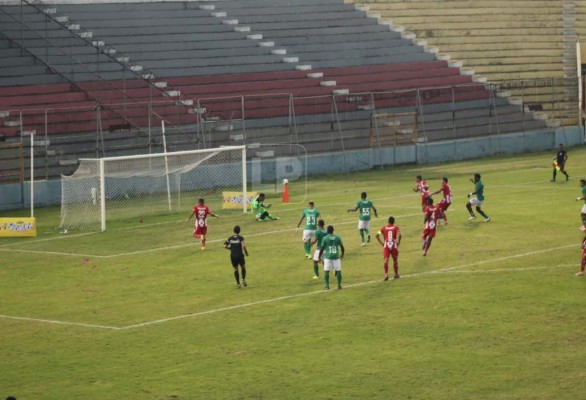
<box><xmin>423</xmin><ymin>228</ymin><xmax>437</xmax><ymax>239</ymax></box>
<box><xmin>383</xmin><ymin>247</ymin><xmax>399</xmax><ymax>260</ymax></box>
<box><xmin>194</xmin><ymin>225</ymin><xmax>208</xmax><ymax>238</ymax></box>
<box><xmin>439</xmin><ymin>200</ymin><xmax>451</xmax><ymax>211</ymax></box>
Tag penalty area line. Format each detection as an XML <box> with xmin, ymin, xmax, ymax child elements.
<box><xmin>1</xmin><ymin>247</ymin><xmax>577</xmax><ymax>331</ymax></box>
<box><xmin>0</xmin><ymin>314</ymin><xmax>120</xmax><ymax>331</ymax></box>
<box><xmin>119</xmin><ymin>260</ymin><xmax>576</xmax><ymax>330</ymax></box>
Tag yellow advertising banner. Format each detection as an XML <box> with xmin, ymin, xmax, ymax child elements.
<box><xmin>222</xmin><ymin>191</ymin><xmax>257</xmax><ymax>210</ymax></box>
<box><xmin>0</xmin><ymin>217</ymin><xmax>37</xmax><ymax>237</ymax></box>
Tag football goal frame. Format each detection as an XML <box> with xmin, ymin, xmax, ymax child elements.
<box><xmin>60</xmin><ymin>145</ymin><xmax>247</xmax><ymax>232</ymax></box>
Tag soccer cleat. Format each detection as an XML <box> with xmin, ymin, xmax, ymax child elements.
<box><xmin>384</xmin><ymin>275</ymin><xmax>389</xmax><ymax>281</ymax></box>
<box><xmin>484</xmin><ymin>217</ymin><xmax>491</xmax><ymax>222</ymax></box>
<box><xmin>242</xmin><ymin>279</ymin><xmax>247</xmax><ymax>287</ymax></box>
<box><xmin>468</xmin><ymin>216</ymin><xmax>476</xmax><ymax>221</ymax></box>
<box><xmin>201</xmin><ymin>246</ymin><xmax>206</xmax><ymax>251</ymax></box>
<box><xmin>550</xmin><ymin>179</ymin><xmax>556</xmax><ymax>182</ymax></box>
<box><xmin>394</xmin><ymin>274</ymin><xmax>400</xmax><ymax>279</ymax></box>
<box><xmin>361</xmin><ymin>242</ymin><xmax>366</xmax><ymax>247</ymax></box>
<box><xmin>337</xmin><ymin>286</ymin><xmax>343</xmax><ymax>290</ymax></box>
<box><xmin>324</xmin><ymin>286</ymin><xmax>330</xmax><ymax>290</ymax></box>
<box><xmin>312</xmin><ymin>275</ymin><xmax>319</xmax><ymax>279</ymax></box>
<box><xmin>422</xmin><ymin>239</ymin><xmax>427</xmax><ymax>250</ymax></box>
<box><xmin>237</xmin><ymin>284</ymin><xmax>241</xmax><ymax>289</ymax></box>
<box><xmin>367</xmin><ymin>235</ymin><xmax>371</xmax><ymax>243</ymax></box>
<box><xmin>423</xmin><ymin>251</ymin><xmax>427</xmax><ymax>257</ymax></box>
<box><xmin>305</xmin><ymin>253</ymin><xmax>311</xmax><ymax>259</ymax></box>
<box><xmin>576</xmin><ymin>271</ymin><xmax>585</xmax><ymax>276</ymax></box>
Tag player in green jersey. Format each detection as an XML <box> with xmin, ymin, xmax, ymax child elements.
<box><xmin>310</xmin><ymin>219</ymin><xmax>328</xmax><ymax>279</ymax></box>
<box><xmin>318</xmin><ymin>225</ymin><xmax>345</xmax><ymax>290</ymax></box>
<box><xmin>466</xmin><ymin>173</ymin><xmax>490</xmax><ymax>222</ymax></box>
<box><xmin>576</xmin><ymin>179</ymin><xmax>586</xmax><ymax>227</ymax></box>
<box><xmin>347</xmin><ymin>192</ymin><xmax>378</xmax><ymax>246</ymax></box>
<box><xmin>297</xmin><ymin>201</ymin><xmax>321</xmax><ymax>258</ymax></box>
<box><xmin>252</xmin><ymin>193</ymin><xmax>278</xmax><ymax>222</ymax></box>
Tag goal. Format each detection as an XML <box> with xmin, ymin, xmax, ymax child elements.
<box><xmin>60</xmin><ymin>146</ymin><xmax>247</xmax><ymax>231</ymax></box>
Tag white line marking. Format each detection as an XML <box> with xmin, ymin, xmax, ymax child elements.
<box><xmin>0</xmin><ymin>256</ymin><xmax>575</xmax><ymax>331</ymax></box>
<box><xmin>0</xmin><ymin>248</ymin><xmax>105</xmax><ymax>258</ymax></box>
<box><xmin>118</xmin><ymin>256</ymin><xmax>577</xmax><ymax>329</ymax></box>
<box><xmin>0</xmin><ymin>314</ymin><xmax>120</xmax><ymax>331</ymax></box>
<box><xmin>0</xmin><ymin>244</ymin><xmax>577</xmax><ymax>331</ymax></box>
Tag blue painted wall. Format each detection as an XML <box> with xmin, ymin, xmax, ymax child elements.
<box><xmin>1</xmin><ymin>126</ymin><xmax>583</xmax><ymax>211</ymax></box>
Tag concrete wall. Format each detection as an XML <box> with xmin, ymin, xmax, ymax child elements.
<box><xmin>1</xmin><ymin>126</ymin><xmax>583</xmax><ymax>211</ymax></box>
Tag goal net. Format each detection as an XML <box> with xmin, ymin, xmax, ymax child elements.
<box><xmin>60</xmin><ymin>146</ymin><xmax>246</xmax><ymax>231</ymax></box>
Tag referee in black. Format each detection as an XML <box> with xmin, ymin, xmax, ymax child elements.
<box><xmin>224</xmin><ymin>225</ymin><xmax>249</xmax><ymax>288</ymax></box>
<box><xmin>552</xmin><ymin>143</ymin><xmax>569</xmax><ymax>182</ymax></box>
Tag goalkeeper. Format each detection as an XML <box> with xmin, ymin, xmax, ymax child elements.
<box><xmin>252</xmin><ymin>193</ymin><xmax>279</xmax><ymax>221</ymax></box>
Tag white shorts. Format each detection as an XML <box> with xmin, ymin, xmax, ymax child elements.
<box><xmin>313</xmin><ymin>248</ymin><xmax>323</xmax><ymax>262</ymax></box>
<box><xmin>323</xmin><ymin>259</ymin><xmax>342</xmax><ymax>272</ymax></box>
<box><xmin>358</xmin><ymin>220</ymin><xmax>371</xmax><ymax>230</ymax></box>
<box><xmin>302</xmin><ymin>229</ymin><xmax>315</xmax><ymax>242</ymax></box>
<box><xmin>470</xmin><ymin>198</ymin><xmax>484</xmax><ymax>207</ymax></box>
<box><xmin>581</xmin><ymin>204</ymin><xmax>586</xmax><ymax>214</ymax></box>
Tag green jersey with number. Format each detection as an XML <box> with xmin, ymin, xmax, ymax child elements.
<box><xmin>356</xmin><ymin>200</ymin><xmax>374</xmax><ymax>221</ymax></box>
<box><xmin>302</xmin><ymin>208</ymin><xmax>321</xmax><ymax>230</ymax></box>
<box><xmin>322</xmin><ymin>234</ymin><xmax>343</xmax><ymax>260</ymax></box>
<box><xmin>475</xmin><ymin>180</ymin><xmax>485</xmax><ymax>201</ymax></box>
<box><xmin>313</xmin><ymin>228</ymin><xmax>328</xmax><ymax>250</ymax></box>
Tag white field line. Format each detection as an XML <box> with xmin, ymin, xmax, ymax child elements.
<box><xmin>0</xmin><ymin>248</ymin><xmax>105</xmax><ymax>258</ymax></box>
<box><xmin>0</xmin><ymin>176</ymin><xmax>553</xmax><ymax>251</ymax></box>
<box><xmin>117</xmin><ymin>246</ymin><xmax>577</xmax><ymax>330</ymax></box>
<box><xmin>0</xmin><ymin>314</ymin><xmax>120</xmax><ymax>331</ymax></box>
<box><xmin>0</xmin><ymin>251</ymin><xmax>577</xmax><ymax>331</ymax></box>
<box><xmin>0</xmin><ymin>211</ymin><xmax>424</xmax><ymax>259</ymax></box>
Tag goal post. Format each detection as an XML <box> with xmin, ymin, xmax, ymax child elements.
<box><xmin>60</xmin><ymin>146</ymin><xmax>247</xmax><ymax>231</ymax></box>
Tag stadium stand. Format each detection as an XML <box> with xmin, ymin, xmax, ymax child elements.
<box><xmin>349</xmin><ymin>0</ymin><xmax>580</xmax><ymax>126</ymax></box>
<box><xmin>0</xmin><ymin>0</ymin><xmax>549</xmax><ymax>181</ymax></box>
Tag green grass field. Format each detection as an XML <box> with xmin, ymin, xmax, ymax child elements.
<box><xmin>1</xmin><ymin>148</ymin><xmax>585</xmax><ymax>399</ymax></box>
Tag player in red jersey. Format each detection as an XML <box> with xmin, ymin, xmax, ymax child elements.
<box><xmin>577</xmin><ymin>225</ymin><xmax>586</xmax><ymax>276</ymax></box>
<box><xmin>419</xmin><ymin>183</ymin><xmax>432</xmax><ymax>211</ymax></box>
<box><xmin>422</xmin><ymin>197</ymin><xmax>441</xmax><ymax>256</ymax></box>
<box><xmin>431</xmin><ymin>177</ymin><xmax>452</xmax><ymax>225</ymax></box>
<box><xmin>413</xmin><ymin>175</ymin><xmax>430</xmax><ymax>211</ymax></box>
<box><xmin>375</xmin><ymin>216</ymin><xmax>402</xmax><ymax>281</ymax></box>
<box><xmin>413</xmin><ymin>175</ymin><xmax>428</xmax><ymax>193</ymax></box>
<box><xmin>186</xmin><ymin>198</ymin><xmax>219</xmax><ymax>250</ymax></box>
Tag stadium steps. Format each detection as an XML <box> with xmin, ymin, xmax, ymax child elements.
<box><xmin>350</xmin><ymin>0</ymin><xmax>579</xmax><ymax>126</ymax></box>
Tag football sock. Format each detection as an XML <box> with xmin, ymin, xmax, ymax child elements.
<box><xmin>313</xmin><ymin>262</ymin><xmax>319</xmax><ymax>277</ymax></box>
<box><xmin>365</xmin><ymin>229</ymin><xmax>370</xmax><ymax>238</ymax></box>
<box><xmin>383</xmin><ymin>261</ymin><xmax>389</xmax><ymax>275</ymax></box>
<box><xmin>234</xmin><ymin>270</ymin><xmax>240</xmax><ymax>285</ymax></box>
<box><xmin>241</xmin><ymin>266</ymin><xmax>246</xmax><ymax>280</ymax></box>
<box><xmin>324</xmin><ymin>271</ymin><xmax>330</xmax><ymax>287</ymax></box>
<box><xmin>304</xmin><ymin>241</ymin><xmax>311</xmax><ymax>254</ymax></box>
<box><xmin>393</xmin><ymin>260</ymin><xmax>399</xmax><ymax>275</ymax></box>
<box><xmin>425</xmin><ymin>238</ymin><xmax>433</xmax><ymax>252</ymax></box>
<box><xmin>335</xmin><ymin>271</ymin><xmax>342</xmax><ymax>287</ymax></box>
<box><xmin>581</xmin><ymin>214</ymin><xmax>586</xmax><ymax>225</ymax></box>
<box><xmin>477</xmin><ymin>208</ymin><xmax>489</xmax><ymax>219</ymax></box>
<box><xmin>553</xmin><ymin>169</ymin><xmax>557</xmax><ymax>180</ymax></box>
<box><xmin>201</xmin><ymin>237</ymin><xmax>206</xmax><ymax>247</ymax></box>
<box><xmin>359</xmin><ymin>229</ymin><xmax>365</xmax><ymax>243</ymax></box>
